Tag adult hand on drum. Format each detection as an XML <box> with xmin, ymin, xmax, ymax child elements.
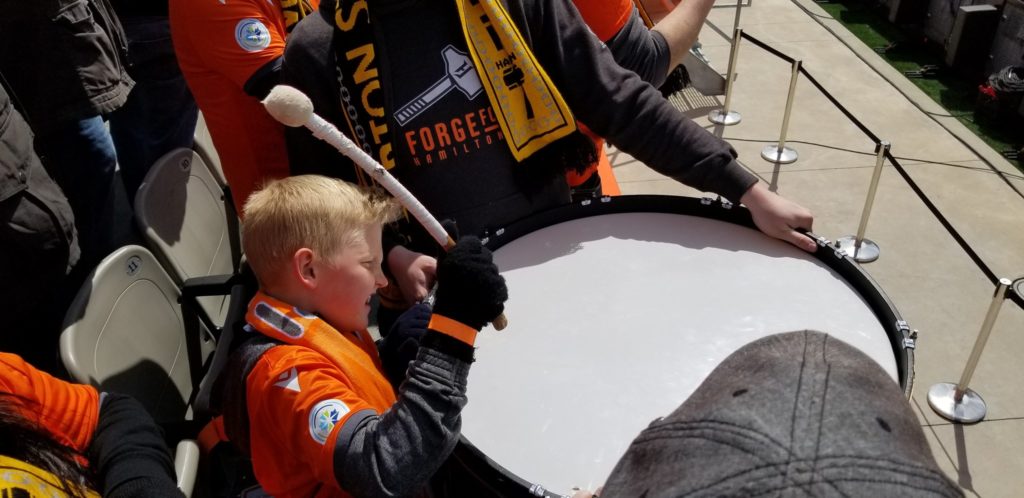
<box><xmin>433</xmin><ymin>236</ymin><xmax>508</xmax><ymax>330</ymax></box>
<box><xmin>741</xmin><ymin>183</ymin><xmax>816</xmax><ymax>253</ymax></box>
<box><xmin>386</xmin><ymin>245</ymin><xmax>438</xmax><ymax>305</ymax></box>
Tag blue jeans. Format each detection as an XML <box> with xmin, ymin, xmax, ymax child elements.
<box><xmin>35</xmin><ymin>115</ymin><xmax>133</xmax><ymax>272</ymax></box>
<box><xmin>109</xmin><ymin>16</ymin><xmax>198</xmax><ymax>204</ymax></box>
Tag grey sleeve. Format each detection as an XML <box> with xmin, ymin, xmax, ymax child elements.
<box><xmin>604</xmin><ymin>8</ymin><xmax>671</xmax><ymax>88</ymax></box>
<box><xmin>331</xmin><ymin>337</ymin><xmax>470</xmax><ymax>497</ymax></box>
<box><xmin>514</xmin><ymin>0</ymin><xmax>757</xmax><ymax>202</ymax></box>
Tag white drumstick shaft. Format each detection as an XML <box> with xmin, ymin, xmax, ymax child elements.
<box><xmin>304</xmin><ymin>113</ymin><xmax>455</xmax><ymax>249</ymax></box>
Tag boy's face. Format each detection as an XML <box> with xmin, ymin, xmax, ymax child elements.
<box><xmin>311</xmin><ymin>224</ymin><xmax>387</xmax><ymax>331</ymax></box>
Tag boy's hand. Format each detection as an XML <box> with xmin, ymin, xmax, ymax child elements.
<box><xmin>386</xmin><ymin>246</ymin><xmax>437</xmax><ymax>304</ymax></box>
<box><xmin>432</xmin><ymin>236</ymin><xmax>508</xmax><ymax>330</ymax></box>
<box><xmin>378</xmin><ymin>302</ymin><xmax>431</xmax><ymax>386</ymax></box>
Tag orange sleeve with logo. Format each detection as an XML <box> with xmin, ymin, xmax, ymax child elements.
<box><xmin>173</xmin><ymin>0</ymin><xmax>289</xmax><ymax>89</ymax></box>
<box><xmin>0</xmin><ymin>353</ymin><xmax>100</xmax><ymax>453</ymax></box>
<box><xmin>245</xmin><ymin>346</ymin><xmax>382</xmax><ymax>497</ymax></box>
<box><xmin>572</xmin><ymin>0</ymin><xmax>635</xmax><ymax>42</ymax></box>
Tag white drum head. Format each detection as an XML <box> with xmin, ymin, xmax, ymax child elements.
<box><xmin>463</xmin><ymin>211</ymin><xmax>898</xmax><ymax>494</ymax></box>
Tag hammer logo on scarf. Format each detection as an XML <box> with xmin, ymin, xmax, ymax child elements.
<box><xmin>395</xmin><ymin>46</ymin><xmax>484</xmax><ymax>126</ymax></box>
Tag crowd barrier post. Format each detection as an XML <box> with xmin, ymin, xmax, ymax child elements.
<box><xmin>835</xmin><ymin>141</ymin><xmax>889</xmax><ymax>262</ymax></box>
<box><xmin>927</xmin><ymin>277</ymin><xmax>1014</xmax><ymax>423</ymax></box>
<box><xmin>708</xmin><ymin>27</ymin><xmax>743</xmax><ymax>126</ymax></box>
<box><xmin>760</xmin><ymin>59</ymin><xmax>801</xmax><ymax>164</ymax></box>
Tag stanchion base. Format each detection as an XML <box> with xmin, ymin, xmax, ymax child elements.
<box><xmin>761</xmin><ymin>145</ymin><xmax>798</xmax><ymax>164</ymax></box>
<box><xmin>927</xmin><ymin>382</ymin><xmax>987</xmax><ymax>423</ymax></box>
<box><xmin>708</xmin><ymin>109</ymin><xmax>742</xmax><ymax>126</ymax></box>
<box><xmin>835</xmin><ymin>236</ymin><xmax>879</xmax><ymax>263</ymax></box>
<box><xmin>1012</xmin><ymin>277</ymin><xmax>1023</xmax><ymax>301</ymax></box>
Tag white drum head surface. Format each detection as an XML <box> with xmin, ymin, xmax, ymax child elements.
<box><xmin>463</xmin><ymin>212</ymin><xmax>896</xmax><ymax>494</ymax></box>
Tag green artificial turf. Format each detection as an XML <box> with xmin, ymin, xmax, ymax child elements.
<box><xmin>816</xmin><ymin>0</ymin><xmax>1023</xmax><ymax>170</ymax></box>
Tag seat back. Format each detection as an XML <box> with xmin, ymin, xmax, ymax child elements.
<box><xmin>60</xmin><ymin>245</ymin><xmax>217</xmax><ymax>423</ymax></box>
<box><xmin>193</xmin><ymin>113</ymin><xmax>226</xmax><ymax>187</ymax></box>
<box><xmin>135</xmin><ymin>148</ymin><xmax>238</xmax><ymax>326</ymax></box>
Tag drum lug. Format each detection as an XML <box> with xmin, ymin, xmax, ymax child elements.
<box><xmin>897</xmin><ymin>320</ymin><xmax>917</xmax><ymax>349</ymax></box>
<box><xmin>581</xmin><ymin>198</ymin><xmax>592</xmax><ymax>206</ymax></box>
<box><xmin>700</xmin><ymin>196</ymin><xmax>733</xmax><ymax>209</ymax></box>
<box><xmin>528</xmin><ymin>483</ymin><xmax>548</xmax><ymax>496</ymax></box>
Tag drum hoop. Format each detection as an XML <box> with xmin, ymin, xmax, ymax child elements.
<box><xmin>461</xmin><ymin>195</ymin><xmax>915</xmax><ymax>498</ymax></box>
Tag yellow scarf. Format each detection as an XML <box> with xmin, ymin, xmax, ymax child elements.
<box><xmin>245</xmin><ymin>291</ymin><xmax>397</xmax><ymax>410</ymax></box>
<box><xmin>0</xmin><ymin>455</ymin><xmax>98</xmax><ymax>498</ymax></box>
<box><xmin>454</xmin><ymin>0</ymin><xmax>579</xmax><ymax>160</ymax></box>
<box><xmin>281</xmin><ymin>0</ymin><xmax>315</xmax><ymax>32</ymax></box>
<box><xmin>332</xmin><ymin>0</ymin><xmax>578</xmax><ymax>166</ymax></box>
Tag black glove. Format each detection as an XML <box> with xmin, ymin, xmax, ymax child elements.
<box><xmin>377</xmin><ymin>302</ymin><xmax>430</xmax><ymax>387</ymax></box>
<box><xmin>432</xmin><ymin>236</ymin><xmax>508</xmax><ymax>330</ymax></box>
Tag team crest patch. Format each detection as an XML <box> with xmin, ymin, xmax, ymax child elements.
<box><xmin>235</xmin><ymin>18</ymin><xmax>272</xmax><ymax>52</ymax></box>
<box><xmin>309</xmin><ymin>399</ymin><xmax>349</xmax><ymax>444</ymax></box>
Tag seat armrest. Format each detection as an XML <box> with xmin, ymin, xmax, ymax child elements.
<box><xmin>174</xmin><ymin>439</ymin><xmax>200</xmax><ymax>497</ymax></box>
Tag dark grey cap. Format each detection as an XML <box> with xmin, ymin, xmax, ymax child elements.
<box><xmin>600</xmin><ymin>330</ymin><xmax>963</xmax><ymax>498</ymax></box>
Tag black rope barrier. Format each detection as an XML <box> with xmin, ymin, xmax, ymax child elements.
<box><xmin>784</xmin><ymin>0</ymin><xmax>1024</xmax><ymax>202</ymax></box>
<box><xmin>800</xmin><ymin>70</ymin><xmax>881</xmax><ymax>143</ymax></box>
<box><xmin>884</xmin><ymin>151</ymin><xmax>1024</xmax><ymax>309</ymax></box>
<box><xmin>738</xmin><ymin>31</ymin><xmax>795</xmax><ymax>63</ymax></box>
<box><xmin>733</xmin><ymin>31</ymin><xmax>1024</xmax><ymax>310</ymax></box>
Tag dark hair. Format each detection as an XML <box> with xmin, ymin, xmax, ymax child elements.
<box><xmin>0</xmin><ymin>393</ymin><xmax>95</xmax><ymax>498</ymax></box>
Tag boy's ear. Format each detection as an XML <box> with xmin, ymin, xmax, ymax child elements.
<box><xmin>292</xmin><ymin>248</ymin><xmax>318</xmax><ymax>289</ymax></box>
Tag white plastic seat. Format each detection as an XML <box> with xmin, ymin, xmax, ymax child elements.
<box><xmin>60</xmin><ymin>245</ymin><xmax>212</xmax><ymax>496</ymax></box>
<box><xmin>60</xmin><ymin>245</ymin><xmax>217</xmax><ymax>423</ymax></box>
<box><xmin>135</xmin><ymin>148</ymin><xmax>240</xmax><ymax>327</ymax></box>
<box><xmin>193</xmin><ymin>113</ymin><xmax>226</xmax><ymax>187</ymax></box>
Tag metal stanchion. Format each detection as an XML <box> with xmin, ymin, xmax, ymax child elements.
<box><xmin>760</xmin><ymin>60</ymin><xmax>801</xmax><ymax>164</ymax></box>
<box><xmin>835</xmin><ymin>141</ymin><xmax>890</xmax><ymax>263</ymax></box>
<box><xmin>732</xmin><ymin>0</ymin><xmax>745</xmax><ymax>34</ymax></box>
<box><xmin>927</xmin><ymin>278</ymin><xmax>1013</xmax><ymax>423</ymax></box>
<box><xmin>708</xmin><ymin>28</ymin><xmax>743</xmax><ymax>126</ymax></box>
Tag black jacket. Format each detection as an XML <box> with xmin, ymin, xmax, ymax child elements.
<box><xmin>0</xmin><ymin>0</ymin><xmax>134</xmax><ymax>134</ymax></box>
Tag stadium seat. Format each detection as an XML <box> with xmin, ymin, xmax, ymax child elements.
<box><xmin>60</xmin><ymin>245</ymin><xmax>215</xmax><ymax>496</ymax></box>
<box><xmin>135</xmin><ymin>148</ymin><xmax>241</xmax><ymax>328</ymax></box>
<box><xmin>60</xmin><ymin>245</ymin><xmax>217</xmax><ymax>423</ymax></box>
<box><xmin>193</xmin><ymin>113</ymin><xmax>225</xmax><ymax>187</ymax></box>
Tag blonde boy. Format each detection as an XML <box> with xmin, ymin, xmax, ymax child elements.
<box><xmin>219</xmin><ymin>175</ymin><xmax>507</xmax><ymax>498</ymax></box>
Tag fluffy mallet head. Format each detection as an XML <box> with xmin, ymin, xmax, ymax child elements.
<box><xmin>262</xmin><ymin>85</ymin><xmax>314</xmax><ymax>127</ymax></box>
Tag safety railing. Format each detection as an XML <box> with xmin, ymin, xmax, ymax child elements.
<box><xmin>705</xmin><ymin>0</ymin><xmax>1023</xmax><ymax>422</ymax></box>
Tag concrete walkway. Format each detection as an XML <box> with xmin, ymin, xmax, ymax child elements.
<box><xmin>611</xmin><ymin>0</ymin><xmax>1024</xmax><ymax>495</ymax></box>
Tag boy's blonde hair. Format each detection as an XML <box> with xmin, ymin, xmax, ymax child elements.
<box><xmin>242</xmin><ymin>175</ymin><xmax>402</xmax><ymax>285</ymax></box>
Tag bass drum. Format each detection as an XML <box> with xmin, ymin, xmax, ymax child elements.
<box><xmin>449</xmin><ymin>195</ymin><xmax>914</xmax><ymax>497</ymax></box>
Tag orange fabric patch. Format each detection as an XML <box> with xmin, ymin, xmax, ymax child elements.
<box><xmin>0</xmin><ymin>353</ymin><xmax>99</xmax><ymax>453</ymax></box>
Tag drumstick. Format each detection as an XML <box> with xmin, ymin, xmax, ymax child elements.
<box><xmin>263</xmin><ymin>85</ymin><xmax>508</xmax><ymax>331</ymax></box>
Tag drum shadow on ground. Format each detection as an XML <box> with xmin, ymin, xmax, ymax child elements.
<box><xmin>493</xmin><ymin>211</ymin><xmax>808</xmax><ymax>274</ymax></box>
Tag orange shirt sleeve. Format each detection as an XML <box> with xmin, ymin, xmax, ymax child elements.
<box><xmin>572</xmin><ymin>0</ymin><xmax>635</xmax><ymax>42</ymax></box>
<box><xmin>245</xmin><ymin>346</ymin><xmax>381</xmax><ymax>495</ymax></box>
<box><xmin>173</xmin><ymin>0</ymin><xmax>288</xmax><ymax>89</ymax></box>
<box><xmin>0</xmin><ymin>353</ymin><xmax>100</xmax><ymax>452</ymax></box>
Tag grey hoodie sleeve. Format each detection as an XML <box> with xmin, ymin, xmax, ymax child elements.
<box><xmin>511</xmin><ymin>0</ymin><xmax>758</xmax><ymax>202</ymax></box>
<box><xmin>331</xmin><ymin>333</ymin><xmax>471</xmax><ymax>498</ymax></box>
<box><xmin>604</xmin><ymin>8</ymin><xmax>671</xmax><ymax>88</ymax></box>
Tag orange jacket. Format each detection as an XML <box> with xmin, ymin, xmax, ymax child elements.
<box><xmin>170</xmin><ymin>0</ymin><xmax>320</xmax><ymax>212</ymax></box>
<box><xmin>569</xmin><ymin>0</ymin><xmax>635</xmax><ymax>186</ymax></box>
<box><xmin>0</xmin><ymin>353</ymin><xmax>100</xmax><ymax>453</ymax></box>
